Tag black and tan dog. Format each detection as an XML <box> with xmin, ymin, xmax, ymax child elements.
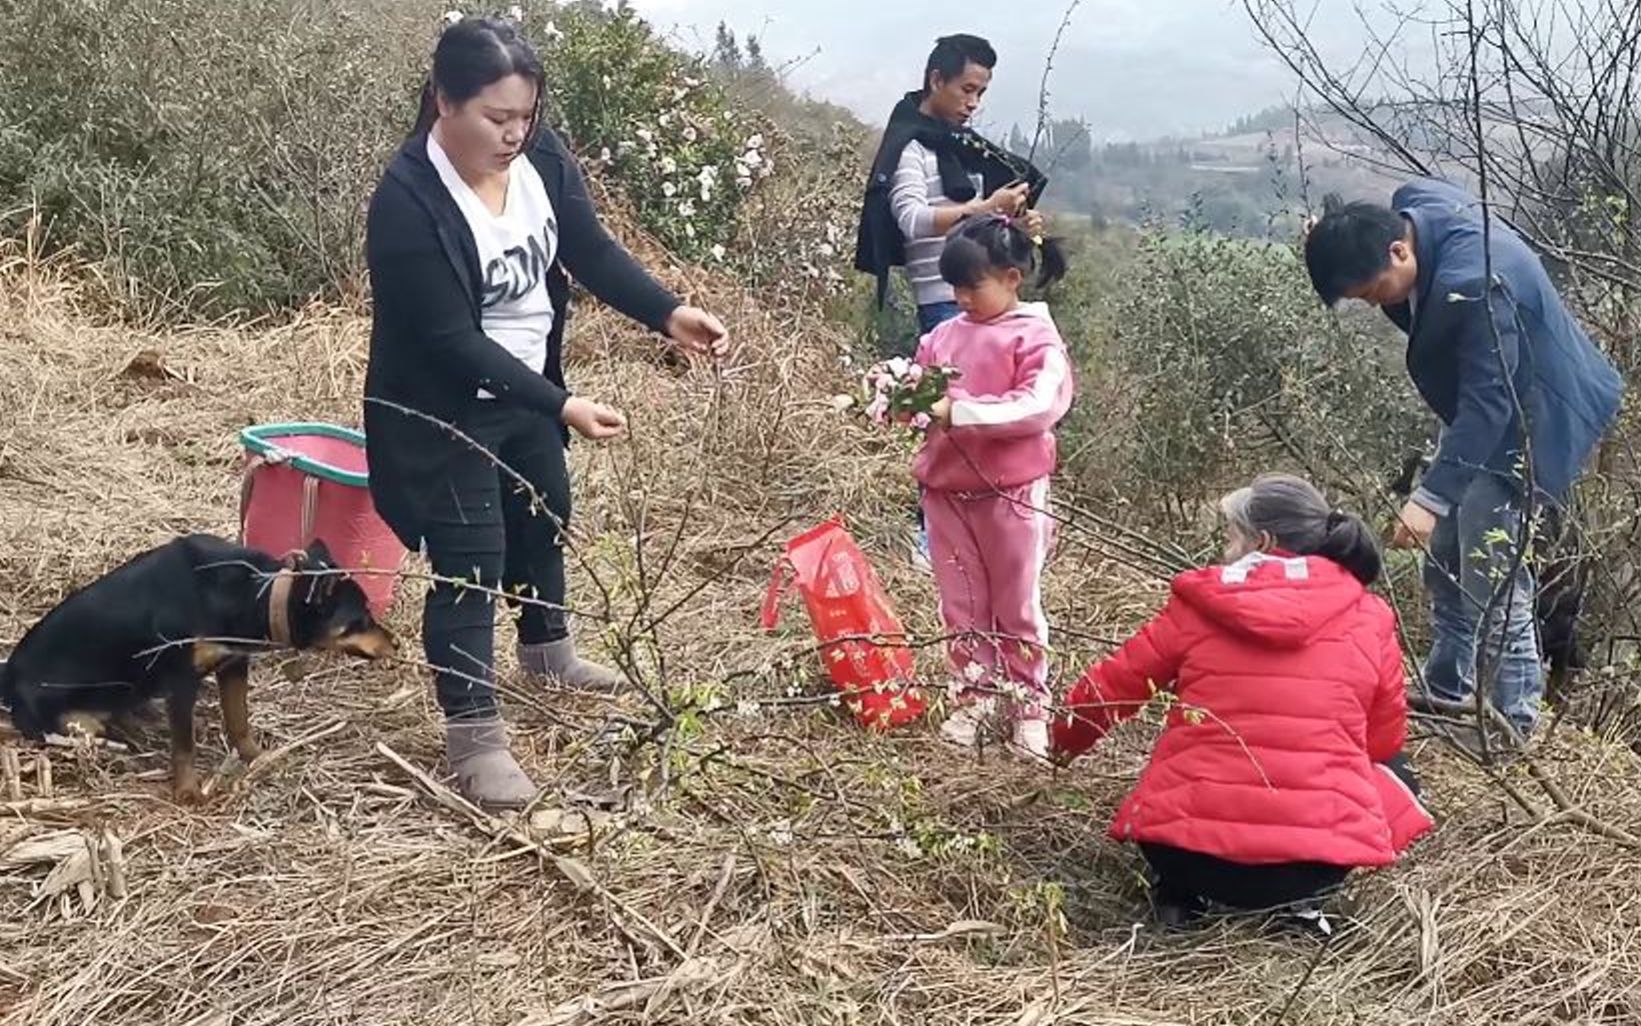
<box><xmin>0</xmin><ymin>534</ymin><xmax>395</xmax><ymax>802</ymax></box>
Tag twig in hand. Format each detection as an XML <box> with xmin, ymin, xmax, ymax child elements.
<box><xmin>1025</xmin><ymin>1</ymin><xmax>1085</xmax><ymax>168</ymax></box>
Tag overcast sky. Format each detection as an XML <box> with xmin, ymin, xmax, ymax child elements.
<box><xmin>627</xmin><ymin>0</ymin><xmax>1373</xmax><ymax>141</ymax></box>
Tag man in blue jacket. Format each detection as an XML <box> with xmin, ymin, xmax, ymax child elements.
<box><xmin>1304</xmin><ymin>179</ymin><xmax>1623</xmax><ymax>737</ymax></box>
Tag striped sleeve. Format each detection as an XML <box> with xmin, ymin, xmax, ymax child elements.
<box><xmin>889</xmin><ymin>142</ymin><xmax>939</xmax><ymax>240</ymax></box>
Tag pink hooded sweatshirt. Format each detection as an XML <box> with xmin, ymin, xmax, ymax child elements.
<box><xmin>912</xmin><ymin>302</ymin><xmax>1075</xmax><ymax>493</ymax></box>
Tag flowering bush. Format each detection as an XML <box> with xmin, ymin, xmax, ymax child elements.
<box><xmin>856</xmin><ymin>358</ymin><xmax>960</xmax><ymax>431</ymax></box>
<box><xmin>0</xmin><ymin>0</ymin><xmax>867</xmax><ymax>323</ymax></box>
<box><xmin>522</xmin><ymin>2</ymin><xmax>770</xmax><ymax>263</ymax></box>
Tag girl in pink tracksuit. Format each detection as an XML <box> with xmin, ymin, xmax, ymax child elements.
<box><xmin>915</xmin><ymin>214</ymin><xmax>1073</xmax><ymax>758</ymax></box>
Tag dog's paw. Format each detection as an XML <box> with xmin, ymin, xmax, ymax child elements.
<box><xmin>172</xmin><ymin>781</ymin><xmax>205</xmax><ymax>806</ymax></box>
<box><xmin>236</xmin><ymin>740</ymin><xmax>264</xmax><ymax>765</ymax></box>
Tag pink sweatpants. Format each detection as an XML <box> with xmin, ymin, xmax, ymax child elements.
<box><xmin>923</xmin><ymin>479</ymin><xmax>1053</xmax><ymax>721</ymax></box>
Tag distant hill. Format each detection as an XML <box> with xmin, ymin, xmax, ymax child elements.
<box><xmin>1028</xmin><ymin>104</ymin><xmax>1414</xmax><ymax>237</ymax></box>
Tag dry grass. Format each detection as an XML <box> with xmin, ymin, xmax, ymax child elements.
<box><xmin>5</xmin><ymin>229</ymin><xmax>1641</xmax><ymax>1026</ymax></box>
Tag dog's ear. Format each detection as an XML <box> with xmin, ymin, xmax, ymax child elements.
<box><xmin>304</xmin><ymin>538</ymin><xmax>335</xmax><ymax>567</ymax></box>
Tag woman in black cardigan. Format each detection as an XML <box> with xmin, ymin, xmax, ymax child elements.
<box><xmin>365</xmin><ymin>17</ymin><xmax>727</xmax><ymax>807</ymax></box>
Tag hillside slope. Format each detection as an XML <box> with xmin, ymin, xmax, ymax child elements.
<box><xmin>4</xmin><ymin>224</ymin><xmax>1641</xmax><ymax>1026</ymax></box>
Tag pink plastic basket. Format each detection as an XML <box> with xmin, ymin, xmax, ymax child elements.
<box><xmin>238</xmin><ymin>423</ymin><xmax>405</xmax><ymax>616</ymax></box>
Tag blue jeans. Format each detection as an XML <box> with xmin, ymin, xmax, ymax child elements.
<box><xmin>1422</xmin><ymin>472</ymin><xmax>1543</xmax><ymax>734</ymax></box>
<box><xmin>917</xmin><ymin>301</ymin><xmax>961</xmax><ymax>336</ymax></box>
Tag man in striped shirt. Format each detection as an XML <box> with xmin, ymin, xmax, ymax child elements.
<box><xmin>855</xmin><ymin>34</ymin><xmax>1044</xmax><ymax>345</ymax></box>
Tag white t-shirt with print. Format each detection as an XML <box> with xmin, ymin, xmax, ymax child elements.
<box><xmin>427</xmin><ymin>133</ymin><xmax>560</xmax><ymax>398</ymax></box>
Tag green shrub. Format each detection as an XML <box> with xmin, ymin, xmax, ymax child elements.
<box><xmin>1059</xmin><ymin>224</ymin><xmax>1428</xmax><ymax>533</ymax></box>
<box><xmin>0</xmin><ymin>0</ymin><xmax>856</xmax><ymax>318</ymax></box>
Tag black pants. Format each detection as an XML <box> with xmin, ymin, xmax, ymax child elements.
<box><xmin>1140</xmin><ymin>844</ymin><xmax>1350</xmax><ymax>911</ymax></box>
<box><xmin>423</xmin><ymin>402</ymin><xmax>570</xmax><ymax>720</ymax></box>
<box><xmin>1143</xmin><ymin>754</ymin><xmax>1421</xmax><ymax>911</ymax></box>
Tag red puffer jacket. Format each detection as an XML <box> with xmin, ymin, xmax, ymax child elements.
<box><xmin>1053</xmin><ymin>553</ymin><xmax>1433</xmax><ymax>867</ymax></box>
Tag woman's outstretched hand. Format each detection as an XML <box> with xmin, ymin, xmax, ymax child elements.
<box><xmin>561</xmin><ymin>396</ymin><xmax>627</xmax><ymax>440</ymax></box>
<box><xmin>665</xmin><ymin>305</ymin><xmax>729</xmax><ymax>359</ymax></box>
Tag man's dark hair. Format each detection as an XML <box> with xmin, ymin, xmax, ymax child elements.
<box><xmin>1303</xmin><ymin>193</ymin><xmax>1410</xmax><ymax>306</ymax></box>
<box><xmin>924</xmin><ymin>34</ymin><xmax>996</xmax><ymax>93</ymax></box>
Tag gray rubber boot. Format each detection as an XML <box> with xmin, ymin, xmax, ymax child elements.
<box><xmin>518</xmin><ymin>638</ymin><xmax>624</xmax><ymax>693</ymax></box>
<box><xmin>445</xmin><ymin>717</ymin><xmax>537</xmax><ymax>810</ymax></box>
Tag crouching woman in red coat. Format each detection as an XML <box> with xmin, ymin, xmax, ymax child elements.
<box><xmin>1053</xmin><ymin>474</ymin><xmax>1433</xmax><ymax>929</ymax></box>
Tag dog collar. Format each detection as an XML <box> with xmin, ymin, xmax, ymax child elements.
<box><xmin>268</xmin><ymin>568</ymin><xmax>296</xmax><ymax>648</ymax></box>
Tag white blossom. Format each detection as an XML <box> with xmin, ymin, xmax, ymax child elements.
<box><xmin>658</xmin><ymin>112</ymin><xmax>672</xmax><ymax>128</ymax></box>
<box><xmin>543</xmin><ymin>19</ymin><xmax>564</xmax><ymax>41</ymax></box>
<box><xmin>599</xmin><ymin>147</ymin><xmax>612</xmax><ymax>162</ymax></box>
<box><xmin>442</xmin><ymin>10</ymin><xmax>464</xmax><ymax>24</ymax></box>
<box><xmin>659</xmin><ymin>155</ymin><xmax>677</xmax><ymax>174</ymax></box>
<box><xmin>678</xmin><ymin>199</ymin><xmax>697</xmax><ymax>218</ymax></box>
<box><xmin>507</xmin><ymin>4</ymin><xmax>523</xmax><ymax>21</ymax></box>
<box><xmin>710</xmin><ymin>244</ymin><xmax>727</xmax><ymax>261</ymax></box>
<box><xmin>636</xmin><ymin>128</ymin><xmax>654</xmax><ymax>144</ymax></box>
<box><xmin>683</xmin><ymin>126</ymin><xmax>698</xmax><ymax>143</ymax></box>
<box><xmin>661</xmin><ymin>181</ymin><xmax>677</xmax><ymax>198</ymax></box>
<box><xmin>745</xmin><ymin>133</ymin><xmax>764</xmax><ymax>150</ymax></box>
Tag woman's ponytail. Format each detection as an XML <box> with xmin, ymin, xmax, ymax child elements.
<box><xmin>1316</xmin><ymin>508</ymin><xmax>1383</xmax><ymax>586</ymax></box>
<box><xmin>411</xmin><ymin>78</ymin><xmax>438</xmax><ymax>137</ymax></box>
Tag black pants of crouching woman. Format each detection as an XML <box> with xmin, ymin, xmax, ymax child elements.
<box><xmin>422</xmin><ymin>402</ymin><xmax>571</xmax><ymax>721</ymax></box>
<box><xmin>1142</xmin><ymin>753</ymin><xmax>1422</xmax><ymax>910</ymax></box>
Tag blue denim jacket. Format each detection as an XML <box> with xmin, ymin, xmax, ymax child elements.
<box><xmin>1387</xmin><ymin>178</ymin><xmax>1623</xmax><ymax>509</ymax></box>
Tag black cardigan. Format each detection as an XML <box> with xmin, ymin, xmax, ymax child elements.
<box><xmin>363</xmin><ymin>129</ymin><xmax>680</xmax><ymax>549</ymax></box>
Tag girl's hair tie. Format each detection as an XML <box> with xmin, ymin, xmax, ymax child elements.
<box><xmin>1325</xmin><ymin>509</ymin><xmax>1346</xmax><ymax>530</ymax></box>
